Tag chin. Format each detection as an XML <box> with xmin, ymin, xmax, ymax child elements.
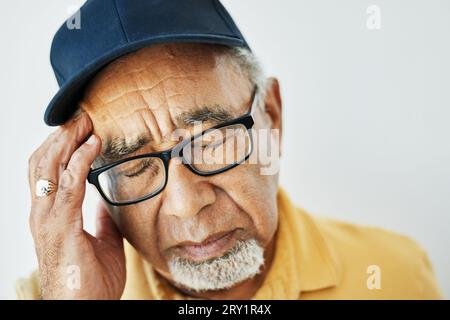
<box><xmin>167</xmin><ymin>238</ymin><xmax>265</xmax><ymax>292</ymax></box>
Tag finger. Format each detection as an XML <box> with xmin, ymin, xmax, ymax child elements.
<box><xmin>52</xmin><ymin>135</ymin><xmax>101</xmax><ymax>228</ymax></box>
<box><xmin>34</xmin><ymin>113</ymin><xmax>92</xmax><ymax>186</ymax></box>
<box><xmin>28</xmin><ymin>112</ymin><xmax>87</xmax><ymax>187</ymax></box>
<box><xmin>29</xmin><ymin>112</ymin><xmax>93</xmax><ymax>202</ymax></box>
<box><xmin>95</xmin><ymin>201</ymin><xmax>123</xmax><ymax>249</ymax></box>
<box><xmin>28</xmin><ymin>114</ymin><xmax>94</xmax><ymax>236</ymax></box>
<box><xmin>28</xmin><ymin>130</ymin><xmax>61</xmax><ymax>194</ymax></box>
<box><xmin>49</xmin><ymin>112</ymin><xmax>93</xmax><ymax>177</ymax></box>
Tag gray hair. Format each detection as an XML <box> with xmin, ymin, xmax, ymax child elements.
<box><xmin>221</xmin><ymin>46</ymin><xmax>267</xmax><ymax>110</ymax></box>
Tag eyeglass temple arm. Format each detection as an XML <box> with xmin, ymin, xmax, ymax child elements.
<box><xmin>249</xmin><ymin>85</ymin><xmax>260</xmax><ymax>116</ymax></box>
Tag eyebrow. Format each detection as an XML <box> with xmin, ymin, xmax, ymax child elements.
<box><xmin>100</xmin><ymin>135</ymin><xmax>150</xmax><ymax>164</ymax></box>
<box><xmin>176</xmin><ymin>105</ymin><xmax>234</xmax><ymax>126</ymax></box>
<box><xmin>100</xmin><ymin>106</ymin><xmax>234</xmax><ymax>164</ymax></box>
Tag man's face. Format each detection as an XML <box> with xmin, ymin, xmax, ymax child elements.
<box><xmin>81</xmin><ymin>43</ymin><xmax>281</xmax><ymax>292</ymax></box>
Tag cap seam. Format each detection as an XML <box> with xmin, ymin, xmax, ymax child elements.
<box><xmin>113</xmin><ymin>0</ymin><xmax>130</xmax><ymax>43</ymax></box>
<box><xmin>213</xmin><ymin>0</ymin><xmax>240</xmax><ymax>36</ymax></box>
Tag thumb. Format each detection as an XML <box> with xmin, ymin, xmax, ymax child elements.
<box><xmin>95</xmin><ymin>201</ymin><xmax>123</xmax><ymax>249</ymax></box>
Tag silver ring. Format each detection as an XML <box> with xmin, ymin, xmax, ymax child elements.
<box><xmin>35</xmin><ymin>179</ymin><xmax>58</xmax><ymax>197</ymax></box>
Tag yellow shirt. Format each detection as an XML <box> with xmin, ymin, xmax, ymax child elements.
<box><xmin>16</xmin><ymin>188</ymin><xmax>442</xmax><ymax>299</ymax></box>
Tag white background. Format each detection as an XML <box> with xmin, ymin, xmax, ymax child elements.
<box><xmin>0</xmin><ymin>0</ymin><xmax>449</xmax><ymax>299</ymax></box>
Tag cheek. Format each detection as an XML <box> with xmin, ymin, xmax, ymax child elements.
<box><xmin>213</xmin><ymin>164</ymin><xmax>279</xmax><ymax>246</ymax></box>
<box><xmin>111</xmin><ymin>200</ymin><xmax>168</xmax><ymax>267</ymax></box>
<box><xmin>242</xmin><ymin>179</ymin><xmax>278</xmax><ymax>246</ymax></box>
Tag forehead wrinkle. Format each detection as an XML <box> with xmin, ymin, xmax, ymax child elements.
<box><xmin>91</xmin><ymin>62</ymin><xmax>145</xmax><ymax>106</ymax></box>
<box><xmin>85</xmin><ymin>44</ymin><xmax>229</xmax><ymax>118</ymax></box>
<box><xmin>124</xmin><ymin>66</ymin><xmax>161</xmax><ymax>145</ymax></box>
<box><xmin>98</xmin><ymin>72</ymin><xmax>205</xmax><ymax>114</ymax></box>
<box><xmin>89</xmin><ymin>57</ymin><xmax>206</xmax><ymax>107</ymax></box>
<box><xmin>130</xmin><ymin>49</ymin><xmax>214</xmax><ymax>85</ymax></box>
<box><xmin>84</xmin><ymin>42</ymin><xmax>233</xmax><ymax>105</ymax></box>
<box><xmin>101</xmin><ymin>52</ymin><xmax>178</xmax><ymax>81</ymax></box>
<box><xmin>111</xmin><ymin>108</ymin><xmax>150</xmax><ymax>143</ymax></box>
<box><xmin>162</xmin><ymin>81</ymin><xmax>180</xmax><ymax>137</ymax></box>
<box><xmin>93</xmin><ymin>76</ymin><xmax>189</xmax><ymax>107</ymax></box>
<box><xmin>137</xmin><ymin>105</ymin><xmax>163</xmax><ymax>144</ymax></box>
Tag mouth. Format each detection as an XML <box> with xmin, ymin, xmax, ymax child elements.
<box><xmin>173</xmin><ymin>229</ymin><xmax>238</xmax><ymax>263</ymax></box>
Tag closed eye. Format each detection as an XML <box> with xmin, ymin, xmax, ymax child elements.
<box><xmin>125</xmin><ymin>159</ymin><xmax>160</xmax><ymax>178</ymax></box>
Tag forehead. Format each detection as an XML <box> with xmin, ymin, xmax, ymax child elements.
<box><xmin>80</xmin><ymin>43</ymin><xmax>251</xmax><ymax>154</ymax></box>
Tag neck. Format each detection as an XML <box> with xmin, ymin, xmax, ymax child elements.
<box><xmin>163</xmin><ymin>235</ymin><xmax>276</xmax><ymax>300</ymax></box>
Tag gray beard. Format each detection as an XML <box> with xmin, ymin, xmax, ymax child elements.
<box><xmin>168</xmin><ymin>238</ymin><xmax>265</xmax><ymax>292</ymax></box>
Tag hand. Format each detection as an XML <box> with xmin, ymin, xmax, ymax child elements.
<box><xmin>28</xmin><ymin>112</ymin><xmax>125</xmax><ymax>299</ymax></box>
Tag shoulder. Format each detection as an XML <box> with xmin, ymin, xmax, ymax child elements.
<box><xmin>314</xmin><ymin>215</ymin><xmax>423</xmax><ymax>256</ymax></box>
<box><xmin>15</xmin><ymin>270</ymin><xmax>41</xmax><ymax>300</ymax></box>
<box><xmin>308</xmin><ymin>213</ymin><xmax>442</xmax><ymax>299</ymax></box>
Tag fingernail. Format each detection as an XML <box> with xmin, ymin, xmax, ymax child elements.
<box><xmin>86</xmin><ymin>135</ymin><xmax>97</xmax><ymax>145</ymax></box>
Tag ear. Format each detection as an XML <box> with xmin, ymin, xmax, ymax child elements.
<box><xmin>262</xmin><ymin>77</ymin><xmax>283</xmax><ymax>155</ymax></box>
<box><xmin>263</xmin><ymin>77</ymin><xmax>282</xmax><ymax>132</ymax></box>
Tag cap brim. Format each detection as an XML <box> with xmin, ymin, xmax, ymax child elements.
<box><xmin>44</xmin><ymin>34</ymin><xmax>247</xmax><ymax>126</ymax></box>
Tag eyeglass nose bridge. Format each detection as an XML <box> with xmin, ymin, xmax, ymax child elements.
<box><xmin>159</xmin><ymin>137</ymin><xmax>202</xmax><ymax>176</ymax></box>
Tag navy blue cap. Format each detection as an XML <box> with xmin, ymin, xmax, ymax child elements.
<box><xmin>45</xmin><ymin>0</ymin><xmax>250</xmax><ymax>126</ymax></box>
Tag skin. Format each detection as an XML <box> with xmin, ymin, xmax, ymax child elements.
<box><xmin>28</xmin><ymin>43</ymin><xmax>283</xmax><ymax>299</ymax></box>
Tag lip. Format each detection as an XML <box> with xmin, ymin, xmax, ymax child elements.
<box><xmin>174</xmin><ymin>229</ymin><xmax>238</xmax><ymax>262</ymax></box>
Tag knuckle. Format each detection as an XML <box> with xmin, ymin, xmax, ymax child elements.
<box><xmin>56</xmin><ymin>171</ymin><xmax>78</xmax><ymax>205</ymax></box>
<box><xmin>46</xmin><ymin>131</ymin><xmax>57</xmax><ymax>143</ymax></box>
<box><xmin>33</xmin><ymin>164</ymin><xmax>44</xmax><ymax>181</ymax></box>
<box><xmin>28</xmin><ymin>147</ymin><xmax>43</xmax><ymax>169</ymax></box>
<box><xmin>46</xmin><ymin>130</ymin><xmax>60</xmax><ymax>145</ymax></box>
<box><xmin>58</xmin><ymin>188</ymin><xmax>75</xmax><ymax>205</ymax></box>
<box><xmin>55</xmin><ymin>127</ymin><xmax>69</xmax><ymax>143</ymax></box>
<box><xmin>59</xmin><ymin>169</ymin><xmax>74</xmax><ymax>190</ymax></box>
<box><xmin>50</xmin><ymin>128</ymin><xmax>70</xmax><ymax>150</ymax></box>
<box><xmin>48</xmin><ymin>141</ymin><xmax>65</xmax><ymax>159</ymax></box>
<box><xmin>51</xmin><ymin>128</ymin><xmax>61</xmax><ymax>136</ymax></box>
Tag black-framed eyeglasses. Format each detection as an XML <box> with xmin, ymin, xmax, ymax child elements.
<box><xmin>87</xmin><ymin>86</ymin><xmax>259</xmax><ymax>206</ymax></box>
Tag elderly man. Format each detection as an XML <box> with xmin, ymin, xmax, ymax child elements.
<box><xmin>18</xmin><ymin>0</ymin><xmax>441</xmax><ymax>300</ymax></box>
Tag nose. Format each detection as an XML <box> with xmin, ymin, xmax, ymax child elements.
<box><xmin>159</xmin><ymin>158</ymin><xmax>216</xmax><ymax>219</ymax></box>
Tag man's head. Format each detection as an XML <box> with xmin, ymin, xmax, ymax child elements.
<box><xmin>79</xmin><ymin>43</ymin><xmax>282</xmax><ymax>293</ymax></box>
